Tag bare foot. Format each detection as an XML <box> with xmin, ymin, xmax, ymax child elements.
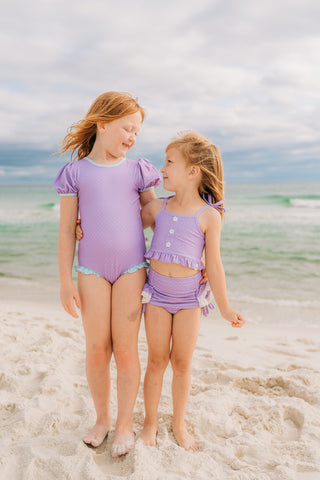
<box><xmin>111</xmin><ymin>429</ymin><xmax>135</xmax><ymax>457</ymax></box>
<box><xmin>139</xmin><ymin>423</ymin><xmax>158</xmax><ymax>447</ymax></box>
<box><xmin>172</xmin><ymin>422</ymin><xmax>199</xmax><ymax>452</ymax></box>
<box><xmin>83</xmin><ymin>422</ymin><xmax>111</xmax><ymax>448</ymax></box>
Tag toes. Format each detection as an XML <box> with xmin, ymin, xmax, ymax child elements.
<box><xmin>111</xmin><ymin>444</ymin><xmax>127</xmax><ymax>457</ymax></box>
<box><xmin>188</xmin><ymin>441</ymin><xmax>199</xmax><ymax>452</ymax></box>
<box><xmin>90</xmin><ymin>438</ymin><xmax>100</xmax><ymax>447</ymax></box>
<box><xmin>111</xmin><ymin>433</ymin><xmax>135</xmax><ymax>457</ymax></box>
<box><xmin>82</xmin><ymin>430</ymin><xmax>108</xmax><ymax>448</ymax></box>
<box><xmin>83</xmin><ymin>436</ymin><xmax>98</xmax><ymax>447</ymax></box>
<box><xmin>83</xmin><ymin>438</ymin><xmax>95</xmax><ymax>448</ymax></box>
<box><xmin>111</xmin><ymin>445</ymin><xmax>121</xmax><ymax>457</ymax></box>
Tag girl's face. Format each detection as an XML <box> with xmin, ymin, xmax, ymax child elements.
<box><xmin>160</xmin><ymin>148</ymin><xmax>190</xmax><ymax>191</ymax></box>
<box><xmin>98</xmin><ymin>111</ymin><xmax>142</xmax><ymax>160</ymax></box>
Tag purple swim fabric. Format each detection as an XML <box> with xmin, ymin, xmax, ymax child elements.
<box><xmin>142</xmin><ymin>267</ymin><xmax>214</xmax><ymax>316</ymax></box>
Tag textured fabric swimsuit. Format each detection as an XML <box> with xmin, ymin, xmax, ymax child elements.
<box><xmin>53</xmin><ymin>157</ymin><xmax>161</xmax><ymax>284</ymax></box>
<box><xmin>142</xmin><ymin>196</ymin><xmax>224</xmax><ymax>315</ymax></box>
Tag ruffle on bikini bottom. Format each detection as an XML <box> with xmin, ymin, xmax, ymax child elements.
<box><xmin>141</xmin><ymin>283</ymin><xmax>153</xmax><ymax>304</ymax></box>
<box><xmin>197</xmin><ymin>281</ymin><xmax>215</xmax><ymax>316</ymax></box>
<box><xmin>141</xmin><ymin>280</ymin><xmax>214</xmax><ymax>316</ymax></box>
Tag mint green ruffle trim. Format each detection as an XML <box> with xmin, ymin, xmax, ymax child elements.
<box><xmin>75</xmin><ymin>262</ymin><xmax>148</xmax><ymax>277</ymax></box>
<box><xmin>124</xmin><ymin>262</ymin><xmax>149</xmax><ymax>273</ymax></box>
<box><xmin>75</xmin><ymin>266</ymin><xmax>101</xmax><ymax>277</ymax></box>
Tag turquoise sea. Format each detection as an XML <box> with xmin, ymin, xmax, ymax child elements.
<box><xmin>0</xmin><ymin>182</ymin><xmax>319</xmax><ymax>325</ymax></box>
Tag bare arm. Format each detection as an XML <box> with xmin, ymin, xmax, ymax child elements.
<box><xmin>58</xmin><ymin>196</ymin><xmax>81</xmax><ymax>317</ymax></box>
<box><xmin>140</xmin><ymin>199</ymin><xmax>157</xmax><ymax>230</ymax></box>
<box><xmin>140</xmin><ymin>188</ymin><xmax>157</xmax><ymax>208</ymax></box>
<box><xmin>204</xmin><ymin>210</ymin><xmax>245</xmax><ymax>327</ymax></box>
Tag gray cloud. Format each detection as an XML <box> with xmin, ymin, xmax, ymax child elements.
<box><xmin>0</xmin><ymin>0</ymin><xmax>319</xmax><ymax>182</ymax></box>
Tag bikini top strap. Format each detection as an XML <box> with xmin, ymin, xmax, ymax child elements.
<box><xmin>202</xmin><ymin>194</ymin><xmax>226</xmax><ymax>213</ymax></box>
<box><xmin>196</xmin><ymin>204</ymin><xmax>210</xmax><ymax>216</ymax></box>
<box><xmin>160</xmin><ymin>196</ymin><xmax>173</xmax><ymax>211</ymax></box>
<box><xmin>211</xmin><ymin>199</ymin><xmax>225</xmax><ymax>213</ymax></box>
<box><xmin>161</xmin><ymin>197</ymin><xmax>168</xmax><ymax>210</ymax></box>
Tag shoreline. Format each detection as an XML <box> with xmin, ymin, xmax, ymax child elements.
<box><xmin>1</xmin><ymin>275</ymin><xmax>319</xmax><ymax>329</ymax></box>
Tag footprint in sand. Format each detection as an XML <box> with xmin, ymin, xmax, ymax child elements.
<box><xmin>91</xmin><ymin>432</ymin><xmax>135</xmax><ymax>476</ymax></box>
<box><xmin>236</xmin><ymin>374</ymin><xmax>319</xmax><ymax>404</ymax></box>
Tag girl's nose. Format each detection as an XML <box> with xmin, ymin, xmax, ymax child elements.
<box><xmin>160</xmin><ymin>165</ymin><xmax>165</xmax><ymax>173</ymax></box>
<box><xmin>129</xmin><ymin>134</ymin><xmax>136</xmax><ymax>145</ymax></box>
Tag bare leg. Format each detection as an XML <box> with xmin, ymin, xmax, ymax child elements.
<box><xmin>171</xmin><ymin>307</ymin><xmax>201</xmax><ymax>451</ymax></box>
<box><xmin>140</xmin><ymin>304</ymin><xmax>172</xmax><ymax>446</ymax></box>
<box><xmin>78</xmin><ymin>273</ymin><xmax>112</xmax><ymax>447</ymax></box>
<box><xmin>110</xmin><ymin>268</ymin><xmax>146</xmax><ymax>457</ymax></box>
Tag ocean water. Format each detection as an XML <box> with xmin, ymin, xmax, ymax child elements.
<box><xmin>0</xmin><ymin>182</ymin><xmax>319</xmax><ymax>325</ymax></box>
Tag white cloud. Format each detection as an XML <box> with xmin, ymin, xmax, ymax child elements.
<box><xmin>0</xmin><ymin>0</ymin><xmax>319</xmax><ymax>180</ymax></box>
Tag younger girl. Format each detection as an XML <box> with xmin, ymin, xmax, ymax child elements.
<box><xmin>53</xmin><ymin>92</ymin><xmax>161</xmax><ymax>457</ymax></box>
<box><xmin>139</xmin><ymin>131</ymin><xmax>245</xmax><ymax>451</ymax></box>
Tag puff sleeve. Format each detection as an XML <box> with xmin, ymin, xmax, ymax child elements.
<box><xmin>53</xmin><ymin>161</ymin><xmax>79</xmax><ymax>196</ymax></box>
<box><xmin>137</xmin><ymin>157</ymin><xmax>161</xmax><ymax>193</ymax></box>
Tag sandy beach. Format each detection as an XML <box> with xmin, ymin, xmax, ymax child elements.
<box><xmin>1</xmin><ymin>282</ymin><xmax>319</xmax><ymax>480</ymax></box>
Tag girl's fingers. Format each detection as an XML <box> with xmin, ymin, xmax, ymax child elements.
<box><xmin>69</xmin><ymin>305</ymin><xmax>79</xmax><ymax>318</ymax></box>
<box><xmin>63</xmin><ymin>300</ymin><xmax>79</xmax><ymax>318</ymax></box>
<box><xmin>231</xmin><ymin>312</ymin><xmax>245</xmax><ymax>327</ymax></box>
<box><xmin>74</xmin><ymin>293</ymin><xmax>81</xmax><ymax>310</ymax></box>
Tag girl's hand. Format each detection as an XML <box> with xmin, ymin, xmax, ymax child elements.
<box><xmin>200</xmin><ymin>258</ymin><xmax>207</xmax><ymax>284</ymax></box>
<box><xmin>60</xmin><ymin>283</ymin><xmax>81</xmax><ymax>318</ymax></box>
<box><xmin>222</xmin><ymin>309</ymin><xmax>245</xmax><ymax>328</ymax></box>
<box><xmin>75</xmin><ymin>220</ymin><xmax>83</xmax><ymax>241</ymax></box>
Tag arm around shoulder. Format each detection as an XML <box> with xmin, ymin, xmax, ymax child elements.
<box><xmin>140</xmin><ymin>187</ymin><xmax>157</xmax><ymax>208</ymax></box>
<box><xmin>141</xmin><ymin>198</ymin><xmax>163</xmax><ymax>230</ymax></box>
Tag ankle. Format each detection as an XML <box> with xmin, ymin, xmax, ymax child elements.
<box><xmin>96</xmin><ymin>414</ymin><xmax>112</xmax><ymax>426</ymax></box>
<box><xmin>171</xmin><ymin>418</ymin><xmax>186</xmax><ymax>430</ymax></box>
<box><xmin>115</xmin><ymin>421</ymin><xmax>133</xmax><ymax>433</ymax></box>
<box><xmin>143</xmin><ymin>418</ymin><xmax>158</xmax><ymax>429</ymax></box>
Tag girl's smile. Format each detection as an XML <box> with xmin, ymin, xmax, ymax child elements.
<box><xmin>161</xmin><ymin>148</ymin><xmax>190</xmax><ymax>190</ymax></box>
<box><xmin>95</xmin><ymin>111</ymin><xmax>142</xmax><ymax>162</ymax></box>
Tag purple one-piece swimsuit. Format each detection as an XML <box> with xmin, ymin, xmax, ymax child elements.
<box><xmin>53</xmin><ymin>157</ymin><xmax>161</xmax><ymax>284</ymax></box>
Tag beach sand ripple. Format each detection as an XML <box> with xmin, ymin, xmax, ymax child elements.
<box><xmin>1</xmin><ymin>308</ymin><xmax>319</xmax><ymax>480</ymax></box>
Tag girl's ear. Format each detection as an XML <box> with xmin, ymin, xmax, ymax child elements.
<box><xmin>96</xmin><ymin>122</ymin><xmax>106</xmax><ymax>133</ymax></box>
<box><xmin>189</xmin><ymin>165</ymin><xmax>201</xmax><ymax>178</ymax></box>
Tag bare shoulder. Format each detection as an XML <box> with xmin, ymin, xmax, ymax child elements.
<box><xmin>198</xmin><ymin>206</ymin><xmax>222</xmax><ymax>233</ymax></box>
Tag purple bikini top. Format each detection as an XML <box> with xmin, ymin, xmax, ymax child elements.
<box><xmin>145</xmin><ymin>196</ymin><xmax>225</xmax><ymax>270</ymax></box>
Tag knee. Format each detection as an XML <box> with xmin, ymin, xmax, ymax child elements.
<box><xmin>113</xmin><ymin>347</ymin><xmax>139</xmax><ymax>371</ymax></box>
<box><xmin>86</xmin><ymin>343</ymin><xmax>112</xmax><ymax>370</ymax></box>
<box><xmin>170</xmin><ymin>356</ymin><xmax>191</xmax><ymax>376</ymax></box>
<box><xmin>148</xmin><ymin>354</ymin><xmax>170</xmax><ymax>373</ymax></box>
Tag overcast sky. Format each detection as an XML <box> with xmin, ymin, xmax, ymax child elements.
<box><xmin>0</xmin><ymin>0</ymin><xmax>319</xmax><ymax>183</ymax></box>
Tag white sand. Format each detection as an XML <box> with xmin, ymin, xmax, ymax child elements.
<box><xmin>1</xmin><ymin>291</ymin><xmax>320</xmax><ymax>480</ymax></box>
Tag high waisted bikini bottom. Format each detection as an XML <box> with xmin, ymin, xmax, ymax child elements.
<box><xmin>141</xmin><ymin>267</ymin><xmax>214</xmax><ymax>316</ymax></box>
